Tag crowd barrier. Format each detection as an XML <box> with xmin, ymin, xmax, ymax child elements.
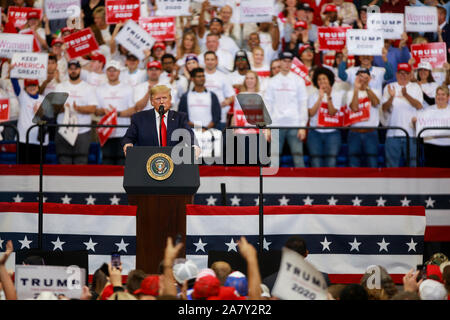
<box><xmin>3</xmin><ymin>123</ymin><xmax>449</xmax><ymax>167</ymax></box>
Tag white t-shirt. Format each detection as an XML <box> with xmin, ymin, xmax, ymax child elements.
<box><xmin>55</xmin><ymin>80</ymin><xmax>98</xmax><ymax>134</ymax></box>
<box><xmin>186</xmin><ymin>90</ymin><xmax>213</xmax><ymax>127</ymax></box>
<box><xmin>96</xmin><ymin>82</ymin><xmax>135</xmax><ymax>138</ymax></box>
<box><xmin>416</xmin><ymin>105</ymin><xmax>450</xmax><ymax>146</ymax></box>
<box><xmin>100</xmin><ymin>27</ymin><xmax>112</xmax><ymax>43</ymax></box>
<box><xmin>264</xmin><ymin>72</ymin><xmax>308</xmax><ymax>127</ymax></box>
<box><xmin>346</xmin><ymin>89</ymin><xmax>382</xmax><ymax>127</ymax></box>
<box><xmin>419</xmin><ymin>82</ymin><xmax>439</xmax><ymax>109</ymax></box>
<box><xmin>382</xmin><ymin>81</ymin><xmax>423</xmax><ymax>137</ymax></box>
<box><xmin>205</xmin><ymin>70</ymin><xmax>235</xmax><ymax>123</ymax></box>
<box><xmin>119</xmin><ymin>69</ymin><xmax>147</xmax><ymax>87</ymax></box>
<box><xmin>259</xmin><ymin>32</ymin><xmax>279</xmax><ymax>65</ymax></box>
<box><xmin>80</xmin><ymin>70</ymin><xmax>108</xmax><ymax>87</ymax></box>
<box><xmin>17</xmin><ymin>90</ymin><xmax>46</xmax><ymax>145</ymax></box>
<box><xmin>228</xmin><ymin>71</ymin><xmax>246</xmax><ymax>88</ymax></box>
<box><xmin>308</xmin><ymin>90</ymin><xmax>346</xmax><ymax>133</ymax></box>
<box><xmin>198</xmin><ymin>49</ymin><xmax>234</xmax><ymax>74</ymax></box>
<box><xmin>345</xmin><ymin>66</ymin><xmax>386</xmax><ymax>91</ymax></box>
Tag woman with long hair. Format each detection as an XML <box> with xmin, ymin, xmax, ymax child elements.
<box><xmin>176</xmin><ymin>30</ymin><xmax>201</xmax><ymax>69</ymax></box>
<box><xmin>415</xmin><ymin>61</ymin><xmax>439</xmax><ymax>109</ymax></box>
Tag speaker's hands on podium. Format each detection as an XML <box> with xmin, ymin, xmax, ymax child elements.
<box><xmin>123</xmin><ymin>143</ymin><xmax>133</xmax><ymax>156</ymax></box>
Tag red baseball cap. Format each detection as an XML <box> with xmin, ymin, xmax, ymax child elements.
<box><xmin>294</xmin><ymin>20</ymin><xmax>308</xmax><ymax>30</ymax></box>
<box><xmin>397</xmin><ymin>63</ymin><xmax>412</xmax><ymax>73</ymax></box>
<box><xmin>207</xmin><ymin>286</ymin><xmax>247</xmax><ymax>300</ymax></box>
<box><xmin>324</xmin><ymin>4</ymin><xmax>338</xmax><ymax>13</ymax></box>
<box><xmin>298</xmin><ymin>44</ymin><xmax>313</xmax><ymax>56</ymax></box>
<box><xmin>27</xmin><ymin>11</ymin><xmax>40</xmax><ymax>20</ymax></box>
<box><xmin>89</xmin><ymin>52</ymin><xmax>106</xmax><ymax>66</ymax></box>
<box><xmin>61</xmin><ymin>27</ymin><xmax>74</xmax><ymax>34</ymax></box>
<box><xmin>51</xmin><ymin>38</ymin><xmax>64</xmax><ymax>47</ymax></box>
<box><xmin>152</xmin><ymin>42</ymin><xmax>166</xmax><ymax>51</ymax></box>
<box><xmin>133</xmin><ymin>275</ymin><xmax>160</xmax><ymax>296</ymax></box>
<box><xmin>24</xmin><ymin>79</ymin><xmax>39</xmax><ymax>87</ymax></box>
<box><xmin>192</xmin><ymin>275</ymin><xmax>220</xmax><ymax>299</ymax></box>
<box><xmin>147</xmin><ymin>60</ymin><xmax>162</xmax><ymax>70</ymax></box>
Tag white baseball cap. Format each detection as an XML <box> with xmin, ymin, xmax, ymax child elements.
<box><xmin>417</xmin><ymin>61</ymin><xmax>432</xmax><ymax>71</ymax></box>
<box><xmin>173</xmin><ymin>259</ymin><xmax>199</xmax><ymax>284</ymax></box>
<box><xmin>419</xmin><ymin>279</ymin><xmax>447</xmax><ymax>300</ymax></box>
<box><xmin>105</xmin><ymin>60</ymin><xmax>122</xmax><ymax>71</ymax></box>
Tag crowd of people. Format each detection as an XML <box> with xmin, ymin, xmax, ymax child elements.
<box><xmin>0</xmin><ymin>0</ymin><xmax>450</xmax><ymax>168</ymax></box>
<box><xmin>1</xmin><ymin>235</ymin><xmax>449</xmax><ymax>300</ymax></box>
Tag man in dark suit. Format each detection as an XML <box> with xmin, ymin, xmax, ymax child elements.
<box><xmin>122</xmin><ymin>85</ymin><xmax>197</xmax><ymax>156</ymax></box>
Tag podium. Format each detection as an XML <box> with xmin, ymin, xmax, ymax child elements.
<box><xmin>123</xmin><ymin>146</ymin><xmax>200</xmax><ymax>274</ymax></box>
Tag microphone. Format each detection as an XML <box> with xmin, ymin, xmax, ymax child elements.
<box><xmin>159</xmin><ymin>105</ymin><xmax>165</xmax><ymax>147</ymax></box>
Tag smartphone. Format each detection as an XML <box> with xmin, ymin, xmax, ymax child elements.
<box><xmin>417</xmin><ymin>264</ymin><xmax>427</xmax><ymax>280</ymax></box>
<box><xmin>111</xmin><ymin>252</ymin><xmax>121</xmax><ymax>268</ymax></box>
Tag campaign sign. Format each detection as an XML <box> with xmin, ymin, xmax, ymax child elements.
<box><xmin>0</xmin><ymin>33</ymin><xmax>34</xmax><ymax>58</ymax></box>
<box><xmin>416</xmin><ymin>109</ymin><xmax>450</xmax><ymax>138</ymax></box>
<box><xmin>342</xmin><ymin>96</ymin><xmax>371</xmax><ymax>126</ymax></box>
<box><xmin>7</xmin><ymin>6</ymin><xmax>43</xmax><ymax>29</ymax></box>
<box><xmin>63</xmin><ymin>28</ymin><xmax>99</xmax><ymax>59</ymax></box>
<box><xmin>0</xmin><ymin>99</ymin><xmax>9</xmax><ymax>122</ymax></box>
<box><xmin>15</xmin><ymin>265</ymin><xmax>86</xmax><ymax>300</ymax></box>
<box><xmin>156</xmin><ymin>0</ymin><xmax>190</xmax><ymax>16</ymax></box>
<box><xmin>318</xmin><ymin>26</ymin><xmax>351</xmax><ymax>52</ymax></box>
<box><xmin>139</xmin><ymin>16</ymin><xmax>176</xmax><ymax>41</ymax></box>
<box><xmin>11</xmin><ymin>52</ymin><xmax>48</xmax><ymax>80</ymax></box>
<box><xmin>405</xmin><ymin>6</ymin><xmax>438</xmax><ymax>33</ymax></box>
<box><xmin>317</xmin><ymin>101</ymin><xmax>342</xmax><ymax>127</ymax></box>
<box><xmin>411</xmin><ymin>42</ymin><xmax>447</xmax><ymax>69</ymax></box>
<box><xmin>367</xmin><ymin>13</ymin><xmax>404</xmax><ymax>40</ymax></box>
<box><xmin>97</xmin><ymin>109</ymin><xmax>118</xmax><ymax>147</ymax></box>
<box><xmin>346</xmin><ymin>29</ymin><xmax>383</xmax><ymax>56</ymax></box>
<box><xmin>115</xmin><ymin>20</ymin><xmax>155</xmax><ymax>60</ymax></box>
<box><xmin>239</xmin><ymin>0</ymin><xmax>274</xmax><ymax>23</ymax></box>
<box><xmin>45</xmin><ymin>0</ymin><xmax>81</xmax><ymax>20</ymax></box>
<box><xmin>291</xmin><ymin>57</ymin><xmax>312</xmax><ymax>86</ymax></box>
<box><xmin>105</xmin><ymin>0</ymin><xmax>140</xmax><ymax>24</ymax></box>
<box><xmin>272</xmin><ymin>248</ymin><xmax>328</xmax><ymax>300</ymax></box>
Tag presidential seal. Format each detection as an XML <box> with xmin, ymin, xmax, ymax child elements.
<box><xmin>146</xmin><ymin>153</ymin><xmax>174</xmax><ymax>181</ymax></box>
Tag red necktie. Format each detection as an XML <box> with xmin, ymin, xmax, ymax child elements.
<box><xmin>160</xmin><ymin>114</ymin><xmax>167</xmax><ymax>147</ymax></box>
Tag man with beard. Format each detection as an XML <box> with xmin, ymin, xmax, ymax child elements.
<box><xmin>54</xmin><ymin>60</ymin><xmax>98</xmax><ymax>164</ymax></box>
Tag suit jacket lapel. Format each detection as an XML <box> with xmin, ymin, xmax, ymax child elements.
<box><xmin>167</xmin><ymin>110</ymin><xmax>176</xmax><ymax>146</ymax></box>
<box><xmin>148</xmin><ymin>109</ymin><xmax>158</xmax><ymax>146</ymax></box>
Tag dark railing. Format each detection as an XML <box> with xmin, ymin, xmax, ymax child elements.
<box><xmin>20</xmin><ymin>123</ymin><xmax>413</xmax><ymax>166</ymax></box>
<box><xmin>229</xmin><ymin>125</ymin><xmax>412</xmax><ymax>167</ymax></box>
<box><xmin>417</xmin><ymin>127</ymin><xmax>450</xmax><ymax>167</ymax></box>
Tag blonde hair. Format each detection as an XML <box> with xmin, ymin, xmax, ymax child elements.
<box><xmin>251</xmin><ymin>46</ymin><xmax>265</xmax><ymax>56</ymax></box>
<box><xmin>436</xmin><ymin>85</ymin><xmax>450</xmax><ymax>97</ymax></box>
<box><xmin>242</xmin><ymin>71</ymin><xmax>260</xmax><ymax>93</ymax></box>
<box><xmin>150</xmin><ymin>85</ymin><xmax>172</xmax><ymax>98</ymax></box>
